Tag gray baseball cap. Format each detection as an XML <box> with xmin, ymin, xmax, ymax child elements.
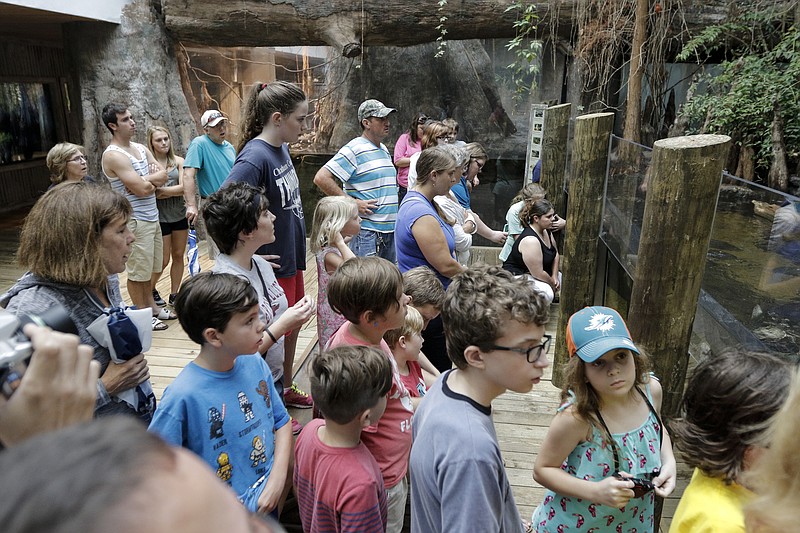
<box><xmin>358</xmin><ymin>99</ymin><xmax>397</xmax><ymax>122</ymax></box>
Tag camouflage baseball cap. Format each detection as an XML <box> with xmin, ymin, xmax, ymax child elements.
<box><xmin>358</xmin><ymin>99</ymin><xmax>397</xmax><ymax>122</ymax></box>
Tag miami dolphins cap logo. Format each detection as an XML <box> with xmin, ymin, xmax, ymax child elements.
<box><xmin>566</xmin><ymin>306</ymin><xmax>639</xmax><ymax>363</ymax></box>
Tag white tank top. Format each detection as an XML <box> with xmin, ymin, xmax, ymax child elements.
<box><xmin>103</xmin><ymin>142</ymin><xmax>158</xmax><ymax>222</ymax></box>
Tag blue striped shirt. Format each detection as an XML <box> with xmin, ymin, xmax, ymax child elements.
<box><xmin>324</xmin><ymin>136</ymin><xmax>398</xmax><ymax>233</ymax></box>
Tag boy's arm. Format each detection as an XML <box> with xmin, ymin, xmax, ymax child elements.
<box><xmin>417</xmin><ymin>352</ymin><xmax>441</xmax><ymax>378</ymax></box>
<box><xmin>257</xmin><ymin>419</ymin><xmax>292</xmax><ymax>514</ymax></box>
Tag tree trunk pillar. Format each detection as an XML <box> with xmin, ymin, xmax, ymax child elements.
<box><xmin>552</xmin><ymin>112</ymin><xmax>614</xmax><ymax>389</ymax></box>
<box><xmin>540</xmin><ymin>103</ymin><xmax>572</xmax><ymax>221</ymax></box>
<box><xmin>627</xmin><ymin>134</ymin><xmax>731</xmax><ymax>418</ymax></box>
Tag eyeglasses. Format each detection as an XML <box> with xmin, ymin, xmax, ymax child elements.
<box><xmin>417</xmin><ymin>117</ymin><xmax>429</xmax><ymax>125</ymax></box>
<box><xmin>436</xmin><ymin>135</ymin><xmax>454</xmax><ymax>142</ymax></box>
<box><xmin>68</xmin><ymin>155</ymin><xmax>87</xmax><ymax>163</ymax></box>
<box><xmin>487</xmin><ymin>334</ymin><xmax>551</xmax><ymax>363</ymax></box>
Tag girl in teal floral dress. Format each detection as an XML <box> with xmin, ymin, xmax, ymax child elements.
<box><xmin>531</xmin><ymin>307</ymin><xmax>677</xmax><ymax>532</ymax></box>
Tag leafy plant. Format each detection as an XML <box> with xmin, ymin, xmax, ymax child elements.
<box><xmin>504</xmin><ymin>1</ymin><xmax>542</xmax><ymax>99</ymax></box>
<box><xmin>677</xmin><ymin>7</ymin><xmax>799</xmax><ymax>182</ymax></box>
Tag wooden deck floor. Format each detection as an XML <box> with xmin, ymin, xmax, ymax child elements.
<box><xmin>0</xmin><ymin>208</ymin><xmax>689</xmax><ymax>530</ymax></box>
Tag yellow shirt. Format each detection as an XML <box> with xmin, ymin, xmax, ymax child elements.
<box><xmin>670</xmin><ymin>468</ymin><xmax>753</xmax><ymax>533</ymax></box>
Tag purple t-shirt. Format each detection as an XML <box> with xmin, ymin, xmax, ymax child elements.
<box><xmin>395</xmin><ymin>191</ymin><xmax>456</xmax><ymax>288</ymax></box>
<box><xmin>224</xmin><ymin>139</ymin><xmax>306</xmax><ymax>278</ymax></box>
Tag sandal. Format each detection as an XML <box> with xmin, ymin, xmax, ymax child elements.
<box><xmin>152</xmin><ymin>316</ymin><xmax>169</xmax><ymax>331</ymax></box>
<box><xmin>155</xmin><ymin>308</ymin><xmax>177</xmax><ymax>320</ymax></box>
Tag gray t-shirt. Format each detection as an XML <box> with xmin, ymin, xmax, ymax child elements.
<box><xmin>410</xmin><ymin>370</ymin><xmax>523</xmax><ymax>533</ymax></box>
<box><xmin>212</xmin><ymin>254</ymin><xmax>288</xmax><ymax>380</ymax></box>
<box><xmin>157</xmin><ymin>166</ymin><xmax>187</xmax><ymax>224</ymax></box>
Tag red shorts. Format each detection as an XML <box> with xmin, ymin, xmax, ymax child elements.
<box><xmin>277</xmin><ymin>270</ymin><xmax>305</xmax><ymax>336</ymax></box>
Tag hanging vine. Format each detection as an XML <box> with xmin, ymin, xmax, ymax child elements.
<box><xmin>435</xmin><ymin>0</ymin><xmax>449</xmax><ymax>58</ymax></box>
<box><xmin>504</xmin><ymin>0</ymin><xmax>543</xmax><ymax>99</ymax></box>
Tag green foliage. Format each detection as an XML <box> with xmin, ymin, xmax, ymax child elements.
<box><xmin>677</xmin><ymin>9</ymin><xmax>799</xmax><ymax>179</ymax></box>
<box><xmin>504</xmin><ymin>1</ymin><xmax>542</xmax><ymax>99</ymax></box>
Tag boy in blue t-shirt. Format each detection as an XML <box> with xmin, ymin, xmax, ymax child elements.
<box><xmin>149</xmin><ymin>271</ymin><xmax>292</xmax><ymax>516</ymax></box>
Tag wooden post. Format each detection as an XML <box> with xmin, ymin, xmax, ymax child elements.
<box><xmin>552</xmin><ymin>112</ymin><xmax>614</xmax><ymax>389</ymax></box>
<box><xmin>627</xmin><ymin>134</ymin><xmax>731</xmax><ymax>418</ymax></box>
<box><xmin>540</xmin><ymin>103</ymin><xmax>571</xmax><ymax>219</ymax></box>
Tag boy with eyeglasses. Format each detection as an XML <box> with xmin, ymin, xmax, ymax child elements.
<box><xmin>409</xmin><ymin>264</ymin><xmax>550</xmax><ymax>532</ymax></box>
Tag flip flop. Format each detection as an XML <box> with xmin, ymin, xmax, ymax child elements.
<box><xmin>152</xmin><ymin>316</ymin><xmax>169</xmax><ymax>331</ymax></box>
<box><xmin>155</xmin><ymin>308</ymin><xmax>177</xmax><ymax>320</ymax></box>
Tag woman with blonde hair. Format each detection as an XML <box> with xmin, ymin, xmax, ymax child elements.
<box><xmin>1</xmin><ymin>182</ymin><xmax>155</xmax><ymax>422</ymax></box>
<box><xmin>147</xmin><ymin>126</ymin><xmax>186</xmax><ymax>310</ymax></box>
<box><xmin>45</xmin><ymin>142</ymin><xmax>96</xmax><ymax>186</ymax></box>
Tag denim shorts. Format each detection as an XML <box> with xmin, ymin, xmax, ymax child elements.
<box><xmin>348</xmin><ymin>228</ymin><xmax>396</xmax><ymax>263</ymax></box>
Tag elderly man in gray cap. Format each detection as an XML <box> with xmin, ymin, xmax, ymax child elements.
<box><xmin>314</xmin><ymin>99</ymin><xmax>399</xmax><ymax>262</ymax></box>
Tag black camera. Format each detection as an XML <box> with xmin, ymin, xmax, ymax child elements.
<box><xmin>614</xmin><ymin>468</ymin><xmax>660</xmax><ymax>498</ymax></box>
<box><xmin>0</xmin><ymin>305</ymin><xmax>76</xmax><ymax>398</ymax></box>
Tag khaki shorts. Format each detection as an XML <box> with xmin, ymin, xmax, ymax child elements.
<box><xmin>127</xmin><ymin>219</ymin><xmax>163</xmax><ymax>282</ymax></box>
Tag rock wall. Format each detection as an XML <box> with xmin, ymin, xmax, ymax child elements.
<box><xmin>315</xmin><ymin>40</ymin><xmax>523</xmax><ymax>156</ymax></box>
<box><xmin>63</xmin><ymin>0</ymin><xmax>195</xmax><ymax>172</ymax></box>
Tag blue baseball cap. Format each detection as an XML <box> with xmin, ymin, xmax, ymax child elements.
<box><xmin>566</xmin><ymin>306</ymin><xmax>639</xmax><ymax>362</ymax></box>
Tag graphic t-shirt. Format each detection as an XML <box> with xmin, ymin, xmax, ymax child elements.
<box><xmin>224</xmin><ymin>139</ymin><xmax>306</xmax><ymax>278</ymax></box>
<box><xmin>213</xmin><ymin>254</ymin><xmax>288</xmax><ymax>380</ymax></box>
<box><xmin>148</xmin><ymin>355</ymin><xmax>290</xmax><ymax>510</ymax></box>
<box><xmin>399</xmin><ymin>360</ymin><xmax>427</xmax><ymax>398</ymax></box>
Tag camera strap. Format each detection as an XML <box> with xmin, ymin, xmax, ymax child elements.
<box><xmin>593</xmin><ymin>385</ymin><xmax>663</xmax><ymax>473</ymax></box>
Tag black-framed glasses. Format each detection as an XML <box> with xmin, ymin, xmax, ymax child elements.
<box><xmin>488</xmin><ymin>334</ymin><xmax>551</xmax><ymax>363</ymax></box>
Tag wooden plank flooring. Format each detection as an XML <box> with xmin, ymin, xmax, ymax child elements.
<box><xmin>0</xmin><ymin>208</ymin><xmax>688</xmax><ymax>531</ymax></box>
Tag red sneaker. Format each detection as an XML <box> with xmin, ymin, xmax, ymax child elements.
<box><xmin>285</xmin><ymin>382</ymin><xmax>313</xmax><ymax>409</ymax></box>
<box><xmin>291</xmin><ymin>417</ymin><xmax>303</xmax><ymax>436</ymax></box>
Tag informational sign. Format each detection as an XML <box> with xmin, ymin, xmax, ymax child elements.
<box><xmin>524</xmin><ymin>103</ymin><xmax>547</xmax><ymax>183</ymax></box>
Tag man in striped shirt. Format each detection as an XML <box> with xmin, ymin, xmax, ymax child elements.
<box><xmin>314</xmin><ymin>99</ymin><xmax>399</xmax><ymax>263</ymax></box>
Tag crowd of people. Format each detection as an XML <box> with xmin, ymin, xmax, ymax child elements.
<box><xmin>0</xmin><ymin>82</ymin><xmax>795</xmax><ymax>533</ymax></box>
